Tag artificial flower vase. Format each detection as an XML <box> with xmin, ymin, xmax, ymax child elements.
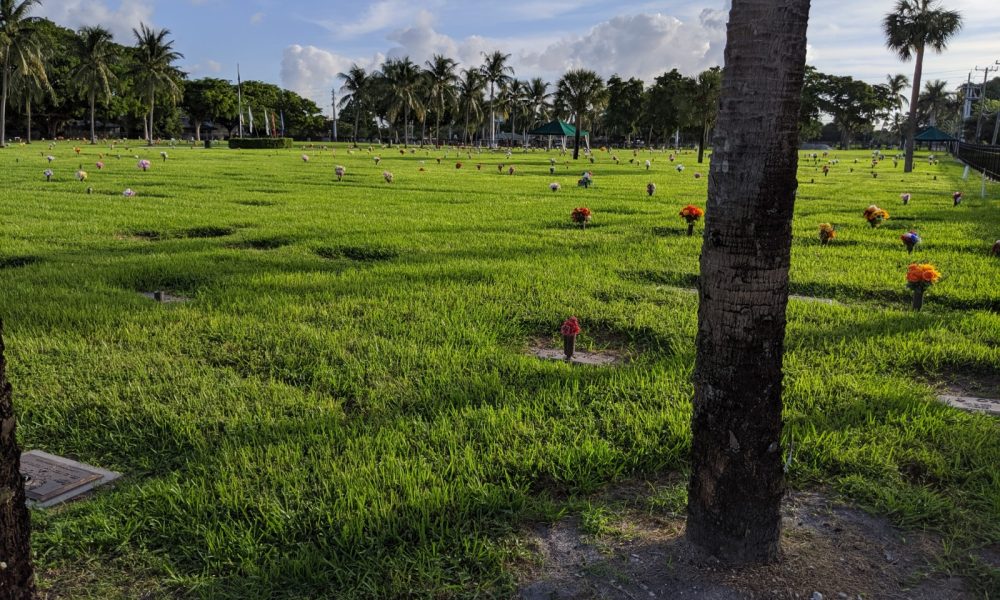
<box><xmin>687</xmin><ymin>222</ymin><xmax>695</xmax><ymax>237</ymax></box>
<box><xmin>912</xmin><ymin>288</ymin><xmax>924</xmax><ymax>311</ymax></box>
<box><xmin>563</xmin><ymin>334</ymin><xmax>576</xmax><ymax>360</ymax></box>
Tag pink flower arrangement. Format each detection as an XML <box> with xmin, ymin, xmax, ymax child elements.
<box><xmin>383</xmin><ymin>171</ymin><xmax>394</xmax><ymax>183</ymax></box>
<box><xmin>301</xmin><ymin>154</ymin><xmax>309</xmax><ymax>162</ymax></box>
<box><xmin>96</xmin><ymin>161</ymin><xmax>105</xmax><ymax>170</ymax></box>
<box><xmin>137</xmin><ymin>159</ymin><xmax>151</xmax><ymax>171</ymax></box>
<box><xmin>122</xmin><ymin>188</ymin><xmax>136</xmax><ymax>197</ymax></box>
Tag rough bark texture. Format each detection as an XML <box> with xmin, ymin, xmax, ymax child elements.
<box><xmin>0</xmin><ymin>322</ymin><xmax>35</xmax><ymax>600</ymax></box>
<box><xmin>686</xmin><ymin>0</ymin><xmax>810</xmax><ymax>565</ymax></box>
<box><xmin>903</xmin><ymin>45</ymin><xmax>924</xmax><ymax>173</ymax></box>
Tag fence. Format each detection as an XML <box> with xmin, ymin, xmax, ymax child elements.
<box><xmin>956</xmin><ymin>142</ymin><xmax>1000</xmax><ymax>180</ymax></box>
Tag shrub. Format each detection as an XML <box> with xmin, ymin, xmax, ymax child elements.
<box><xmin>228</xmin><ymin>138</ymin><xmax>293</xmax><ymax>150</ymax></box>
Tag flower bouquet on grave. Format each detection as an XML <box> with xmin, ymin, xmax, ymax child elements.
<box><xmin>560</xmin><ymin>316</ymin><xmax>581</xmax><ymax>360</ymax></box>
<box><xmin>76</xmin><ymin>170</ymin><xmax>88</xmax><ymax>182</ymax></box>
<box><xmin>900</xmin><ymin>230</ymin><xmax>921</xmax><ymax>254</ymax></box>
<box><xmin>549</xmin><ymin>182</ymin><xmax>561</xmax><ymax>192</ymax></box>
<box><xmin>679</xmin><ymin>204</ymin><xmax>705</xmax><ymax>236</ymax></box>
<box><xmin>991</xmin><ymin>239</ymin><xmax>1000</xmax><ymax>257</ymax></box>
<box><xmin>900</xmin><ymin>193</ymin><xmax>911</xmax><ymax>205</ymax></box>
<box><xmin>906</xmin><ymin>263</ymin><xmax>940</xmax><ymax>311</ymax></box>
<box><xmin>646</xmin><ymin>182</ymin><xmax>656</xmax><ymax>197</ymax></box>
<box><xmin>43</xmin><ymin>169</ymin><xmax>53</xmax><ymax>181</ymax></box>
<box><xmin>383</xmin><ymin>171</ymin><xmax>394</xmax><ymax>183</ymax></box>
<box><xmin>137</xmin><ymin>159</ymin><xmax>151</xmax><ymax>171</ymax></box>
<box><xmin>953</xmin><ymin>191</ymin><xmax>962</xmax><ymax>206</ymax></box>
<box><xmin>862</xmin><ymin>205</ymin><xmax>888</xmax><ymax>228</ymax></box>
<box><xmin>571</xmin><ymin>207</ymin><xmax>592</xmax><ymax>229</ymax></box>
<box><xmin>455</xmin><ymin>162</ymin><xmax>462</xmax><ymax>169</ymax></box>
<box><xmin>818</xmin><ymin>223</ymin><xmax>835</xmax><ymax>245</ymax></box>
<box><xmin>578</xmin><ymin>171</ymin><xmax>593</xmax><ymax>188</ymax></box>
<box><xmin>335</xmin><ymin>165</ymin><xmax>346</xmax><ymax>181</ymax></box>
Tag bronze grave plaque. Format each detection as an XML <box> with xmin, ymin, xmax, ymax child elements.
<box><xmin>21</xmin><ymin>453</ymin><xmax>104</xmax><ymax>502</ymax></box>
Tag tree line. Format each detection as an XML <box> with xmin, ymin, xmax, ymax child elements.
<box><xmin>0</xmin><ymin>0</ymin><xmax>327</xmax><ymax>146</ymax></box>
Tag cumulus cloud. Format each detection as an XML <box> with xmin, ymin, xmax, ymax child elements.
<box><xmin>281</xmin><ymin>45</ymin><xmax>386</xmax><ymax>111</ymax></box>
<box><xmin>34</xmin><ymin>0</ymin><xmax>154</xmax><ymax>42</ymax></box>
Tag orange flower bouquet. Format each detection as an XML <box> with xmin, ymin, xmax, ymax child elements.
<box><xmin>862</xmin><ymin>205</ymin><xmax>888</xmax><ymax>228</ymax></box>
<box><xmin>818</xmin><ymin>223</ymin><xmax>835</xmax><ymax>245</ymax></box>
<box><xmin>679</xmin><ymin>205</ymin><xmax>704</xmax><ymax>236</ymax></box>
<box><xmin>905</xmin><ymin>263</ymin><xmax>941</xmax><ymax>310</ymax></box>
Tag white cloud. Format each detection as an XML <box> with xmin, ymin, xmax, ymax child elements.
<box><xmin>250</xmin><ymin>12</ymin><xmax>265</xmax><ymax>25</ymax></box>
<box><xmin>281</xmin><ymin>45</ymin><xmax>378</xmax><ymax>112</ymax></box>
<box><xmin>33</xmin><ymin>0</ymin><xmax>154</xmax><ymax>43</ymax></box>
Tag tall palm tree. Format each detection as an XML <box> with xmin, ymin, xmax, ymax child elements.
<box><xmin>131</xmin><ymin>23</ymin><xmax>184</xmax><ymax>144</ymax></box>
<box><xmin>1</xmin><ymin>321</ymin><xmax>36</xmax><ymax>599</ymax></box>
<box><xmin>72</xmin><ymin>26</ymin><xmax>117</xmax><ymax>144</ymax></box>
<box><xmin>479</xmin><ymin>50</ymin><xmax>513</xmax><ymax>148</ymax></box>
<box><xmin>0</xmin><ymin>0</ymin><xmax>43</xmax><ymax>147</ymax></box>
<box><xmin>524</xmin><ymin>77</ymin><xmax>550</xmax><ymax>147</ymax></box>
<box><xmin>555</xmin><ymin>69</ymin><xmax>606</xmax><ymax>160</ymax></box>
<box><xmin>687</xmin><ymin>0</ymin><xmax>811</xmax><ymax>565</ymax></box>
<box><xmin>457</xmin><ymin>67</ymin><xmax>485</xmax><ymax>145</ymax></box>
<box><xmin>883</xmin><ymin>0</ymin><xmax>962</xmax><ymax>172</ymax></box>
<box><xmin>918</xmin><ymin>78</ymin><xmax>950</xmax><ymax>126</ymax></box>
<box><xmin>9</xmin><ymin>54</ymin><xmax>52</xmax><ymax>143</ymax></box>
<box><xmin>338</xmin><ymin>64</ymin><xmax>370</xmax><ymax>144</ymax></box>
<box><xmin>501</xmin><ymin>78</ymin><xmax>527</xmax><ymax>146</ymax></box>
<box><xmin>423</xmin><ymin>54</ymin><xmax>457</xmax><ymax>145</ymax></box>
<box><xmin>383</xmin><ymin>57</ymin><xmax>424</xmax><ymax>146</ymax></box>
<box><xmin>885</xmin><ymin>73</ymin><xmax>910</xmax><ymax>143</ymax></box>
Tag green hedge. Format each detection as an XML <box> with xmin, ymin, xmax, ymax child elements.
<box><xmin>228</xmin><ymin>137</ymin><xmax>293</xmax><ymax>149</ymax></box>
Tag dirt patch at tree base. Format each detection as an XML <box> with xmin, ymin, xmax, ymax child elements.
<box><xmin>518</xmin><ymin>492</ymin><xmax>975</xmax><ymax>599</ymax></box>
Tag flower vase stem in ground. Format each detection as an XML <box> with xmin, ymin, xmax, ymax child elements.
<box><xmin>563</xmin><ymin>335</ymin><xmax>576</xmax><ymax>360</ymax></box>
<box><xmin>907</xmin><ymin>246</ymin><xmax>913</xmax><ymax>254</ymax></box>
<box><xmin>687</xmin><ymin>223</ymin><xmax>694</xmax><ymax>236</ymax></box>
<box><xmin>912</xmin><ymin>288</ymin><xmax>924</xmax><ymax>311</ymax></box>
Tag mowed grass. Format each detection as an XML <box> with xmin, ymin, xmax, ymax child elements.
<box><xmin>1</xmin><ymin>141</ymin><xmax>999</xmax><ymax>598</ymax></box>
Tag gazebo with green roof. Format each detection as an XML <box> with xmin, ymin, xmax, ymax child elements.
<box><xmin>914</xmin><ymin>126</ymin><xmax>957</xmax><ymax>151</ymax></box>
<box><xmin>528</xmin><ymin>120</ymin><xmax>589</xmax><ymax>150</ymax></box>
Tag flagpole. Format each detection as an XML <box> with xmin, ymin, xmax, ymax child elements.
<box><xmin>237</xmin><ymin>64</ymin><xmax>244</xmax><ymax>138</ymax></box>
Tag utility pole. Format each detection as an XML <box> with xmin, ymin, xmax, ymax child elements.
<box><xmin>973</xmin><ymin>63</ymin><xmax>998</xmax><ymax>142</ymax></box>
<box><xmin>331</xmin><ymin>88</ymin><xmax>338</xmax><ymax>142</ymax></box>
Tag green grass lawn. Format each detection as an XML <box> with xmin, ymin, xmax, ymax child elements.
<box><xmin>1</xmin><ymin>141</ymin><xmax>999</xmax><ymax>598</ymax></box>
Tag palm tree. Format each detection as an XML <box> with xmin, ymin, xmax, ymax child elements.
<box><xmin>0</xmin><ymin>0</ymin><xmax>43</xmax><ymax>147</ymax></box>
<box><xmin>0</xmin><ymin>321</ymin><xmax>36</xmax><ymax>599</ymax></box>
<box><xmin>690</xmin><ymin>67</ymin><xmax>723</xmax><ymax>163</ymax></box>
<box><xmin>457</xmin><ymin>67</ymin><xmax>485</xmax><ymax>145</ymax></box>
<box><xmin>383</xmin><ymin>57</ymin><xmax>425</xmax><ymax>146</ymax></box>
<box><xmin>501</xmin><ymin>79</ymin><xmax>527</xmax><ymax>147</ymax></box>
<box><xmin>423</xmin><ymin>54</ymin><xmax>457</xmax><ymax>145</ymax></box>
<box><xmin>918</xmin><ymin>78</ymin><xmax>950</xmax><ymax>126</ymax></box>
<box><xmin>555</xmin><ymin>69</ymin><xmax>606</xmax><ymax>160</ymax></box>
<box><xmin>9</xmin><ymin>55</ymin><xmax>52</xmax><ymax>143</ymax></box>
<box><xmin>885</xmin><ymin>73</ymin><xmax>910</xmax><ymax>143</ymax></box>
<box><xmin>338</xmin><ymin>64</ymin><xmax>370</xmax><ymax>144</ymax></box>
<box><xmin>524</xmin><ymin>77</ymin><xmax>550</xmax><ymax>147</ymax></box>
<box><xmin>131</xmin><ymin>23</ymin><xmax>184</xmax><ymax>144</ymax></box>
<box><xmin>479</xmin><ymin>50</ymin><xmax>513</xmax><ymax>148</ymax></box>
<box><xmin>687</xmin><ymin>0</ymin><xmax>811</xmax><ymax>565</ymax></box>
<box><xmin>883</xmin><ymin>0</ymin><xmax>962</xmax><ymax>172</ymax></box>
<box><xmin>72</xmin><ymin>26</ymin><xmax>116</xmax><ymax>144</ymax></box>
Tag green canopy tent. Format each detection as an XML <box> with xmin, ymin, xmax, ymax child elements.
<box><xmin>528</xmin><ymin>120</ymin><xmax>589</xmax><ymax>151</ymax></box>
<box><xmin>914</xmin><ymin>126</ymin><xmax>957</xmax><ymax>152</ymax></box>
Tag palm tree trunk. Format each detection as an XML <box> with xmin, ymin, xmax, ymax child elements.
<box><xmin>354</xmin><ymin>109</ymin><xmax>360</xmax><ymax>145</ymax></box>
<box><xmin>0</xmin><ymin>322</ymin><xmax>36</xmax><ymax>600</ymax></box>
<box><xmin>148</xmin><ymin>90</ymin><xmax>156</xmax><ymax>145</ymax></box>
<box><xmin>90</xmin><ymin>93</ymin><xmax>97</xmax><ymax>144</ymax></box>
<box><xmin>25</xmin><ymin>99</ymin><xmax>32</xmax><ymax>144</ymax></box>
<box><xmin>686</xmin><ymin>0</ymin><xmax>810</xmax><ymax>566</ymax></box>
<box><xmin>404</xmin><ymin>107</ymin><xmax>409</xmax><ymax>146</ymax></box>
<box><xmin>1</xmin><ymin>56</ymin><xmax>9</xmax><ymax>148</ymax></box>
<box><xmin>903</xmin><ymin>45</ymin><xmax>924</xmax><ymax>173</ymax></box>
<box><xmin>573</xmin><ymin>113</ymin><xmax>581</xmax><ymax>160</ymax></box>
<box><xmin>489</xmin><ymin>82</ymin><xmax>495</xmax><ymax>147</ymax></box>
<box><xmin>464</xmin><ymin>106</ymin><xmax>470</xmax><ymax>145</ymax></box>
<box><xmin>435</xmin><ymin>113</ymin><xmax>441</xmax><ymax>146</ymax></box>
<box><xmin>195</xmin><ymin>121</ymin><xmax>202</xmax><ymax>142</ymax></box>
<box><xmin>698</xmin><ymin>117</ymin><xmax>708</xmax><ymax>163</ymax></box>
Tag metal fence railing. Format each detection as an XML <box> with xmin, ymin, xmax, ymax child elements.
<box><xmin>956</xmin><ymin>142</ymin><xmax>1000</xmax><ymax>180</ymax></box>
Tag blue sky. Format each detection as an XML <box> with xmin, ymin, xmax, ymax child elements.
<box><xmin>34</xmin><ymin>0</ymin><xmax>1000</xmax><ymax>114</ymax></box>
